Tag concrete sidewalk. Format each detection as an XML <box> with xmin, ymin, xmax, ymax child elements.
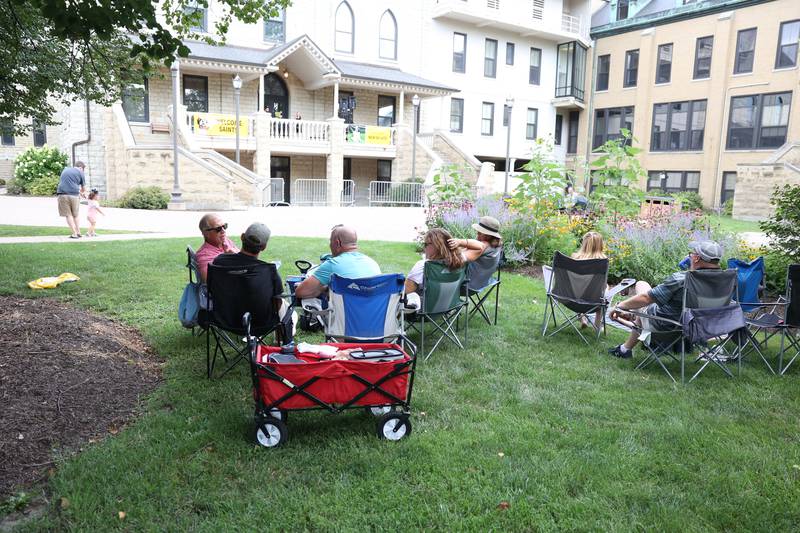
<box><xmin>0</xmin><ymin>196</ymin><xmax>425</xmax><ymax>244</ymax></box>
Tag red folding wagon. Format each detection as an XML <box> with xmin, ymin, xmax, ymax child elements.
<box><xmin>248</xmin><ymin>340</ymin><xmax>418</xmax><ymax>448</ymax></box>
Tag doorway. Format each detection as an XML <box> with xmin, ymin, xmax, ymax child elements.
<box><xmin>264</xmin><ymin>73</ymin><xmax>289</xmax><ymax>119</ymax></box>
<box><xmin>271</xmin><ymin>156</ymin><xmax>290</xmax><ymax>204</ymax></box>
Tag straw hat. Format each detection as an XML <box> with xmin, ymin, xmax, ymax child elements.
<box><xmin>471</xmin><ymin>216</ymin><xmax>502</xmax><ymax>239</ymax></box>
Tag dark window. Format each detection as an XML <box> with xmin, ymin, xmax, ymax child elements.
<box><xmin>122</xmin><ymin>78</ymin><xmax>149</xmax><ymax>122</ymax></box>
<box><xmin>453</xmin><ymin>33</ymin><xmax>466</xmax><ymax>73</ymax></box>
<box><xmin>450</xmin><ymin>98</ymin><xmax>464</xmax><ymax>133</ymax></box>
<box><xmin>264</xmin><ymin>8</ymin><xmax>285</xmax><ymax>43</ymax></box>
<box><xmin>555</xmin><ymin>41</ymin><xmax>587</xmax><ymax>100</ymax></box>
<box><xmin>506</xmin><ymin>42</ymin><xmax>515</xmax><ymax>65</ymax></box>
<box><xmin>693</xmin><ymin>36</ymin><xmax>713</xmax><ymax>79</ymax></box>
<box><xmin>32</xmin><ymin>118</ymin><xmax>46</xmax><ymax>147</ymax></box>
<box><xmin>567</xmin><ymin>111</ymin><xmax>579</xmax><ymax>153</ymax></box>
<box><xmin>377</xmin><ymin>159</ymin><xmax>392</xmax><ymax>181</ymax></box>
<box><xmin>651</xmin><ymin>99</ymin><xmax>706</xmax><ymax>151</ymax></box>
<box><xmin>264</xmin><ymin>73</ymin><xmax>289</xmax><ymax>118</ymax></box>
<box><xmin>656</xmin><ymin>43</ymin><xmax>673</xmax><ymax>83</ymax></box>
<box><xmin>184</xmin><ymin>1</ymin><xmax>207</xmax><ymax>32</ymax></box>
<box><xmin>596</xmin><ymin>54</ymin><xmax>610</xmax><ymax>91</ymax></box>
<box><xmin>617</xmin><ymin>0</ymin><xmax>629</xmax><ymax>20</ymax></box>
<box><xmin>593</xmin><ymin>106</ymin><xmax>634</xmax><ymax>149</ymax></box>
<box><xmin>721</xmin><ymin>172</ymin><xmax>737</xmax><ymax>204</ymax></box>
<box><xmin>484</xmin><ymin>38</ymin><xmax>497</xmax><ymax>78</ymax></box>
<box><xmin>734</xmin><ymin>28</ymin><xmax>757</xmax><ymax>74</ymax></box>
<box><xmin>646</xmin><ymin>171</ymin><xmax>701</xmax><ymax>193</ymax></box>
<box><xmin>183</xmin><ymin>75</ymin><xmax>208</xmax><ymax>113</ymax></box>
<box><xmin>481</xmin><ymin>102</ymin><xmax>494</xmax><ymax>136</ymax></box>
<box><xmin>554</xmin><ymin>114</ymin><xmax>563</xmax><ymax>145</ymax></box>
<box><xmin>727</xmin><ymin>92</ymin><xmax>792</xmax><ymax>149</ymax></box>
<box><xmin>526</xmin><ymin>108</ymin><xmax>538</xmax><ymax>140</ymax></box>
<box><xmin>624</xmin><ymin>49</ymin><xmax>639</xmax><ymax>87</ymax></box>
<box><xmin>776</xmin><ymin>20</ymin><xmax>800</xmax><ymax>69</ymax></box>
<box><xmin>529</xmin><ymin>47</ymin><xmax>542</xmax><ymax>85</ymax></box>
<box><xmin>1</xmin><ymin>120</ymin><xmax>14</xmax><ymax>146</ymax></box>
<box><xmin>377</xmin><ymin>95</ymin><xmax>396</xmax><ymax>127</ymax></box>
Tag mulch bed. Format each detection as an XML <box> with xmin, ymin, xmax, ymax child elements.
<box><xmin>0</xmin><ymin>296</ymin><xmax>163</xmax><ymax>499</ymax></box>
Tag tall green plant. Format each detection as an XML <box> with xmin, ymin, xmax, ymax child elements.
<box><xmin>507</xmin><ymin>138</ymin><xmax>566</xmax><ymax>262</ymax></box>
<box><xmin>427</xmin><ymin>164</ymin><xmax>474</xmax><ymax>204</ymax></box>
<box><xmin>760</xmin><ymin>184</ymin><xmax>800</xmax><ymax>262</ymax></box>
<box><xmin>589</xmin><ymin>129</ymin><xmax>646</xmax><ymax>221</ymax></box>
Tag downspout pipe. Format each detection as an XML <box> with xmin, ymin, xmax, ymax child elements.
<box><xmin>71</xmin><ymin>99</ymin><xmax>91</xmax><ymax>166</ymax></box>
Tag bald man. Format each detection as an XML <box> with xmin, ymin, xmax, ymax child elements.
<box><xmin>294</xmin><ymin>224</ymin><xmax>381</xmax><ymax>299</ymax></box>
<box><xmin>195</xmin><ymin>213</ymin><xmax>239</xmax><ymax>282</ymax></box>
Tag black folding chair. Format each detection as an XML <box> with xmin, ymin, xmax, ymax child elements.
<box><xmin>186</xmin><ymin>245</ymin><xmax>207</xmax><ymax>337</ymax></box>
<box><xmin>467</xmin><ymin>263</ymin><xmax>501</xmax><ymax>326</ymax></box>
<box><xmin>541</xmin><ymin>252</ymin><xmax>609</xmax><ymax>344</ymax></box>
<box><xmin>777</xmin><ymin>265</ymin><xmax>800</xmax><ymax>375</ymax></box>
<box><xmin>206</xmin><ymin>261</ymin><xmax>292</xmax><ymax>379</ymax></box>
<box><xmin>627</xmin><ymin>269</ymin><xmax>745</xmax><ymax>383</ymax></box>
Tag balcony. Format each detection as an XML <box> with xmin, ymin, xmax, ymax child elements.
<box><xmin>433</xmin><ymin>0</ymin><xmax>587</xmax><ymax>42</ymax></box>
<box><xmin>552</xmin><ymin>41</ymin><xmax>587</xmax><ymax>109</ymax></box>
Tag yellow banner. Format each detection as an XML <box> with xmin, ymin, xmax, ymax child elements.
<box><xmin>193</xmin><ymin>113</ymin><xmax>249</xmax><ymax>137</ymax></box>
<box><xmin>365</xmin><ymin>126</ymin><xmax>392</xmax><ymax>145</ymax></box>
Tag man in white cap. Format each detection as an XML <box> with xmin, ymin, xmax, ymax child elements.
<box><xmin>608</xmin><ymin>240</ymin><xmax>723</xmax><ymax>359</ymax></box>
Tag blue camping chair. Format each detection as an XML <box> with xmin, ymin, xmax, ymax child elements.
<box><xmin>316</xmin><ymin>273</ymin><xmax>407</xmax><ymax>344</ymax></box>
<box><xmin>728</xmin><ymin>256</ymin><xmax>765</xmax><ymax>313</ymax></box>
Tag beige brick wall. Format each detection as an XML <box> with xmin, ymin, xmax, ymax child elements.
<box><xmin>0</xmin><ymin>119</ymin><xmax>66</xmax><ymax>182</ymax></box>
<box><xmin>431</xmin><ymin>136</ymin><xmax>478</xmax><ymax>183</ymax></box>
<box><xmin>733</xmin><ymin>164</ymin><xmax>800</xmax><ymax>220</ymax></box>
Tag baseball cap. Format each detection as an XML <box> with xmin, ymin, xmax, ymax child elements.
<box><xmin>689</xmin><ymin>240</ymin><xmax>723</xmax><ymax>262</ymax></box>
<box><xmin>243</xmin><ymin>222</ymin><xmax>271</xmax><ymax>248</ymax></box>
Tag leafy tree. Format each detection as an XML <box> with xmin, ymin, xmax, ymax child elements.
<box><xmin>1</xmin><ymin>0</ymin><xmax>290</xmax><ymax>134</ymax></box>
<box><xmin>507</xmin><ymin>138</ymin><xmax>566</xmax><ymax>262</ymax></box>
<box><xmin>427</xmin><ymin>164</ymin><xmax>474</xmax><ymax>204</ymax></box>
<box><xmin>588</xmin><ymin>129</ymin><xmax>646</xmax><ymax>221</ymax></box>
<box><xmin>760</xmin><ymin>184</ymin><xmax>800</xmax><ymax>262</ymax></box>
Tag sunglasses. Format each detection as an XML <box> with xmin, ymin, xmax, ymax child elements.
<box><xmin>204</xmin><ymin>223</ymin><xmax>228</xmax><ymax>233</ymax></box>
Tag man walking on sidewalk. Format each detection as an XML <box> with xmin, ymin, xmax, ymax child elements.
<box><xmin>57</xmin><ymin>161</ymin><xmax>86</xmax><ymax>239</ymax></box>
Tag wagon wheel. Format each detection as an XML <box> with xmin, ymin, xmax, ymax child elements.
<box><xmin>376</xmin><ymin>413</ymin><xmax>411</xmax><ymax>441</ymax></box>
<box><xmin>255</xmin><ymin>416</ymin><xmax>287</xmax><ymax>448</ymax></box>
<box><xmin>367</xmin><ymin>406</ymin><xmax>393</xmax><ymax>417</ymax></box>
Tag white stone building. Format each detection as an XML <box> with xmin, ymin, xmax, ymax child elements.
<box><xmin>1</xmin><ymin>0</ymin><xmax>593</xmax><ymax>208</ymax></box>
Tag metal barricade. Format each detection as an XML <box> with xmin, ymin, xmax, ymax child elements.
<box><xmin>261</xmin><ymin>178</ymin><xmax>286</xmax><ymax>206</ymax></box>
<box><xmin>368</xmin><ymin>181</ymin><xmax>426</xmax><ymax>207</ymax></box>
<box><xmin>291</xmin><ymin>179</ymin><xmax>356</xmax><ymax>206</ymax></box>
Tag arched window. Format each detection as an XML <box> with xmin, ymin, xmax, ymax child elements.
<box><xmin>335</xmin><ymin>1</ymin><xmax>354</xmax><ymax>53</ymax></box>
<box><xmin>379</xmin><ymin>10</ymin><xmax>397</xmax><ymax>60</ymax></box>
<box><xmin>263</xmin><ymin>73</ymin><xmax>289</xmax><ymax>118</ymax></box>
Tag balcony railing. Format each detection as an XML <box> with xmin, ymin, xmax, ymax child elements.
<box><xmin>555</xmin><ymin>85</ymin><xmax>585</xmax><ymax>101</ymax></box>
<box><xmin>270</xmin><ymin>118</ymin><xmax>330</xmax><ymax>143</ymax></box>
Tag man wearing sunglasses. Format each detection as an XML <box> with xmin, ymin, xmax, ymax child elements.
<box><xmin>196</xmin><ymin>213</ymin><xmax>239</xmax><ymax>282</ymax></box>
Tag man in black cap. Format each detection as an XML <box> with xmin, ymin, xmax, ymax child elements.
<box><xmin>608</xmin><ymin>240</ymin><xmax>723</xmax><ymax>359</ymax></box>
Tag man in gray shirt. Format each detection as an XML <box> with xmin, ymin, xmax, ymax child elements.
<box><xmin>56</xmin><ymin>161</ymin><xmax>86</xmax><ymax>238</ymax></box>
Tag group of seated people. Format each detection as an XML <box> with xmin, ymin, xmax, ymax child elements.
<box><xmin>194</xmin><ymin>212</ymin><xmax>504</xmax><ymax>314</ymax></box>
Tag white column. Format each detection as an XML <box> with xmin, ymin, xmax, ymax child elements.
<box><xmin>333</xmin><ymin>81</ymin><xmax>339</xmax><ymax>118</ymax></box>
<box><xmin>397</xmin><ymin>90</ymin><xmax>405</xmax><ymax>125</ymax></box>
<box><xmin>258</xmin><ymin>73</ymin><xmax>265</xmax><ymax>111</ymax></box>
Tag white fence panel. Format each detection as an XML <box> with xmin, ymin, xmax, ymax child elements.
<box><xmin>369</xmin><ymin>181</ymin><xmax>426</xmax><ymax>207</ymax></box>
<box><xmin>291</xmin><ymin>179</ymin><xmax>356</xmax><ymax>206</ymax></box>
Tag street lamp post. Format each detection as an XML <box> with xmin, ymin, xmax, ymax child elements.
<box><xmin>411</xmin><ymin>94</ymin><xmax>420</xmax><ymax>181</ymax></box>
<box><xmin>170</xmin><ymin>61</ymin><xmax>182</xmax><ymax>203</ymax></box>
<box><xmin>503</xmin><ymin>96</ymin><xmax>514</xmax><ymax>196</ymax></box>
<box><xmin>233</xmin><ymin>74</ymin><xmax>242</xmax><ymax>165</ymax></box>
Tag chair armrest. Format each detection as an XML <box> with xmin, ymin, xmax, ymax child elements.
<box><xmin>737</xmin><ymin>301</ymin><xmax>788</xmax><ymax>308</ymax></box>
<box><xmin>614</xmin><ymin>306</ymin><xmax>682</xmax><ymax>328</ymax></box>
<box><xmin>605</xmin><ymin>278</ymin><xmax>636</xmax><ymax>302</ymax></box>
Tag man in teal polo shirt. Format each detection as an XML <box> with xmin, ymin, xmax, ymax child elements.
<box><xmin>295</xmin><ymin>224</ymin><xmax>380</xmax><ymax>299</ymax></box>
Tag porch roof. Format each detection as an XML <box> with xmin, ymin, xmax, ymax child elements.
<box><xmin>183</xmin><ymin>41</ymin><xmax>276</xmax><ymax>74</ymax></box>
<box><xmin>335</xmin><ymin>61</ymin><xmax>457</xmax><ymax>95</ymax></box>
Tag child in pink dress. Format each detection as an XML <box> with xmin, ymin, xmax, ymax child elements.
<box><xmin>86</xmin><ymin>189</ymin><xmax>105</xmax><ymax>237</ymax></box>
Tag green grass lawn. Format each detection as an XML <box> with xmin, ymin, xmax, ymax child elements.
<box><xmin>707</xmin><ymin>215</ymin><xmax>762</xmax><ymax>235</ymax></box>
<box><xmin>0</xmin><ymin>225</ymin><xmax>139</xmax><ymax>237</ymax></box>
<box><xmin>1</xmin><ymin>237</ymin><xmax>798</xmax><ymax>530</ymax></box>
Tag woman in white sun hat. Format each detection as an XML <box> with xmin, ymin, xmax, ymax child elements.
<box><xmin>448</xmin><ymin>215</ymin><xmax>503</xmax><ymax>290</ymax></box>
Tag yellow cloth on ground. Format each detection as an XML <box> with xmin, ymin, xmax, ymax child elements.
<box><xmin>27</xmin><ymin>273</ymin><xmax>80</xmax><ymax>290</ymax></box>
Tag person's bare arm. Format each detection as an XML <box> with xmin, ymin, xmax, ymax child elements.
<box><xmin>295</xmin><ymin>276</ymin><xmax>324</xmax><ymax>299</ymax></box>
<box><xmin>404</xmin><ymin>278</ymin><xmax>418</xmax><ymax>295</ymax></box>
<box><xmin>610</xmin><ymin>292</ymin><xmax>655</xmax><ymax>321</ymax></box>
<box><xmin>448</xmin><ymin>238</ymin><xmax>487</xmax><ymax>262</ymax></box>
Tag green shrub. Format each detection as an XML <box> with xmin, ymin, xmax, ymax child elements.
<box><xmin>13</xmin><ymin>146</ymin><xmax>68</xmax><ymax>193</ymax></box>
<box><xmin>722</xmin><ymin>198</ymin><xmax>733</xmax><ymax>217</ymax></box>
<box><xmin>27</xmin><ymin>174</ymin><xmax>60</xmax><ymax>196</ymax></box>
<box><xmin>5</xmin><ymin>178</ymin><xmax>25</xmax><ymax>195</ymax></box>
<box><xmin>118</xmin><ymin>186</ymin><xmax>169</xmax><ymax>209</ymax></box>
<box><xmin>672</xmin><ymin>191</ymin><xmax>704</xmax><ymax>212</ymax></box>
<box><xmin>0</xmin><ymin>178</ymin><xmax>6</xmax><ymax>186</ymax></box>
<box><xmin>759</xmin><ymin>185</ymin><xmax>800</xmax><ymax>263</ymax></box>
<box><xmin>763</xmin><ymin>248</ymin><xmax>792</xmax><ymax>295</ymax></box>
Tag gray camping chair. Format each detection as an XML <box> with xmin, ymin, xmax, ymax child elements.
<box><xmin>541</xmin><ymin>252</ymin><xmax>610</xmax><ymax>344</ymax></box>
<box><xmin>625</xmin><ymin>269</ymin><xmax>745</xmax><ymax>383</ymax></box>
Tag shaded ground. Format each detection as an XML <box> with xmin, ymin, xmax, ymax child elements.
<box><xmin>0</xmin><ymin>296</ymin><xmax>162</xmax><ymax>499</ymax></box>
